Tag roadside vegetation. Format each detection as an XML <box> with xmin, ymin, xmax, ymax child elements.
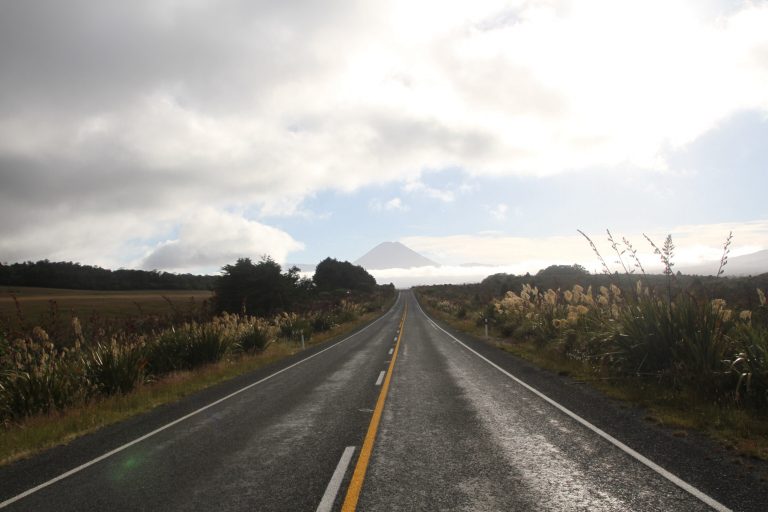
<box><xmin>415</xmin><ymin>231</ymin><xmax>768</xmax><ymax>459</ymax></box>
<box><xmin>0</xmin><ymin>257</ymin><xmax>395</xmax><ymax>464</ymax></box>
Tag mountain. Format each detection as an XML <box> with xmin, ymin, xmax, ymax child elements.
<box><xmin>354</xmin><ymin>242</ymin><xmax>438</xmax><ymax>270</ymax></box>
<box><xmin>680</xmin><ymin>249</ymin><xmax>768</xmax><ymax>276</ymax></box>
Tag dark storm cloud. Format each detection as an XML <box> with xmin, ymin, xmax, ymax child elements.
<box><xmin>0</xmin><ymin>154</ymin><xmax>187</xmax><ymax>234</ymax></box>
<box><xmin>0</xmin><ymin>0</ymin><xmax>354</xmax><ymax>115</ymax></box>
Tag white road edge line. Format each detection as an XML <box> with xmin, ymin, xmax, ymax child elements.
<box><xmin>316</xmin><ymin>446</ymin><xmax>356</xmax><ymax>512</ymax></box>
<box><xmin>0</xmin><ymin>296</ymin><xmax>402</xmax><ymax>510</ymax></box>
<box><xmin>375</xmin><ymin>370</ymin><xmax>386</xmax><ymax>386</ymax></box>
<box><xmin>414</xmin><ymin>299</ymin><xmax>731</xmax><ymax>512</ymax></box>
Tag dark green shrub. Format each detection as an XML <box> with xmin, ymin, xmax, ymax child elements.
<box><xmin>311</xmin><ymin>313</ymin><xmax>336</xmax><ymax>333</ymax></box>
<box><xmin>0</xmin><ymin>340</ymin><xmax>84</xmax><ymax>420</ymax></box>
<box><xmin>278</xmin><ymin>315</ymin><xmax>312</xmax><ymax>341</ymax></box>
<box><xmin>611</xmin><ymin>295</ymin><xmax>733</xmax><ymax>390</ymax></box>
<box><xmin>85</xmin><ymin>340</ymin><xmax>146</xmax><ymax>395</ymax></box>
<box><xmin>731</xmin><ymin>324</ymin><xmax>768</xmax><ymax>404</ymax></box>
<box><xmin>145</xmin><ymin>328</ymin><xmax>192</xmax><ymax>375</ymax></box>
<box><xmin>187</xmin><ymin>325</ymin><xmax>230</xmax><ymax>366</ymax></box>
<box><xmin>239</xmin><ymin>326</ymin><xmax>270</xmax><ymax>353</ymax></box>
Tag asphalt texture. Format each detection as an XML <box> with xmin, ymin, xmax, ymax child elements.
<box><xmin>2</xmin><ymin>290</ymin><xmax>768</xmax><ymax>511</ymax></box>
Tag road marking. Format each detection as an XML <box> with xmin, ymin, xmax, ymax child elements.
<box><xmin>316</xmin><ymin>446</ymin><xmax>356</xmax><ymax>512</ymax></box>
<box><xmin>374</xmin><ymin>371</ymin><xmax>385</xmax><ymax>386</ymax></box>
<box><xmin>413</xmin><ymin>300</ymin><xmax>731</xmax><ymax>512</ymax></box>
<box><xmin>341</xmin><ymin>304</ymin><xmax>407</xmax><ymax>511</ymax></box>
<box><xmin>0</xmin><ymin>296</ymin><xmax>404</xmax><ymax>510</ymax></box>
<box><xmin>388</xmin><ymin>348</ymin><xmax>393</xmax><ymax>355</ymax></box>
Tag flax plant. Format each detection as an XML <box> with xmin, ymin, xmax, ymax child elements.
<box><xmin>622</xmin><ymin>237</ymin><xmax>645</xmax><ymax>276</ymax></box>
<box><xmin>644</xmin><ymin>233</ymin><xmax>676</xmax><ymax>303</ymax></box>
<box><xmin>607</xmin><ymin>229</ymin><xmax>632</xmax><ymax>275</ymax></box>
<box><xmin>578</xmin><ymin>230</ymin><xmax>612</xmax><ymax>274</ymax></box>
<box><xmin>716</xmin><ymin>231</ymin><xmax>733</xmax><ymax>278</ymax></box>
<box><xmin>85</xmin><ymin>338</ymin><xmax>147</xmax><ymax>396</ymax></box>
<box><xmin>1</xmin><ymin>293</ymin><xmax>377</xmax><ymax>424</ymax></box>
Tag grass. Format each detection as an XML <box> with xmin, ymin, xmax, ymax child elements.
<box><xmin>0</xmin><ymin>286</ymin><xmax>213</xmax><ymax>328</ymax></box>
<box><xmin>0</xmin><ymin>307</ymin><xmax>387</xmax><ymax>466</ymax></box>
<box><xmin>422</xmin><ymin>300</ymin><xmax>768</xmax><ymax>461</ymax></box>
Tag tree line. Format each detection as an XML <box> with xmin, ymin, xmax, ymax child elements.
<box><xmin>0</xmin><ymin>257</ymin><xmax>389</xmax><ymax>316</ymax></box>
<box><xmin>215</xmin><ymin>256</ymin><xmax>384</xmax><ymax>316</ymax></box>
<box><xmin>478</xmin><ymin>264</ymin><xmax>768</xmax><ymax>310</ymax></box>
<box><xmin>0</xmin><ymin>260</ymin><xmax>218</xmax><ymax>290</ymax></box>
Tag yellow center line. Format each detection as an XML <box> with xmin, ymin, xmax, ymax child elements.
<box><xmin>341</xmin><ymin>303</ymin><xmax>407</xmax><ymax>511</ymax></box>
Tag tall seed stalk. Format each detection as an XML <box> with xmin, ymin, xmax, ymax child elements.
<box><xmin>717</xmin><ymin>231</ymin><xmax>733</xmax><ymax>278</ymax></box>
<box><xmin>578</xmin><ymin>230</ymin><xmax>612</xmax><ymax>275</ymax></box>
<box><xmin>622</xmin><ymin>236</ymin><xmax>645</xmax><ymax>275</ymax></box>
<box><xmin>644</xmin><ymin>233</ymin><xmax>676</xmax><ymax>303</ymax></box>
<box><xmin>607</xmin><ymin>229</ymin><xmax>632</xmax><ymax>274</ymax></box>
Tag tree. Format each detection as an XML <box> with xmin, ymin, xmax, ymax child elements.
<box><xmin>215</xmin><ymin>257</ymin><xmax>300</xmax><ymax>315</ymax></box>
<box><xmin>536</xmin><ymin>264</ymin><xmax>589</xmax><ymax>278</ymax></box>
<box><xmin>313</xmin><ymin>258</ymin><xmax>376</xmax><ymax>292</ymax></box>
<box><xmin>0</xmin><ymin>260</ymin><xmax>216</xmax><ymax>290</ymax></box>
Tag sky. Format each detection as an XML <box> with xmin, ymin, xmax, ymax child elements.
<box><xmin>1</xmin><ymin>0</ymin><xmax>767</xmax><ymax>285</ymax></box>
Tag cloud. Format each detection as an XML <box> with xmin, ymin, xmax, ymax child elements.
<box><xmin>385</xmin><ymin>197</ymin><xmax>407</xmax><ymax>211</ymax></box>
<box><xmin>140</xmin><ymin>209</ymin><xmax>303</xmax><ymax>273</ymax></box>
<box><xmin>370</xmin><ymin>197</ymin><xmax>409</xmax><ymax>212</ymax></box>
<box><xmin>403</xmin><ymin>178</ymin><xmax>456</xmax><ymax>202</ymax></box>
<box><xmin>369</xmin><ymin>264</ymin><xmax>531</xmax><ymax>288</ymax></box>
<box><xmin>1</xmin><ymin>1</ymin><xmax>767</xmax><ymax>268</ymax></box>
<box><xmin>5</xmin><ymin>1</ymin><xmax>766</xmax><ymax>186</ymax></box>
<box><xmin>488</xmin><ymin>203</ymin><xmax>508</xmax><ymax>221</ymax></box>
<box><xmin>402</xmin><ymin>220</ymin><xmax>768</xmax><ymax>270</ymax></box>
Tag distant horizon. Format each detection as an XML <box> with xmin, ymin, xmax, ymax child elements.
<box><xmin>4</xmin><ymin>243</ymin><xmax>765</xmax><ymax>290</ymax></box>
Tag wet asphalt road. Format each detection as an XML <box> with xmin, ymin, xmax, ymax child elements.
<box><xmin>1</xmin><ymin>291</ymin><xmax>765</xmax><ymax>511</ymax></box>
<box><xmin>360</xmin><ymin>298</ymin><xmax>712</xmax><ymax>511</ymax></box>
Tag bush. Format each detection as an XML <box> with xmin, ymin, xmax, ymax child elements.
<box><xmin>311</xmin><ymin>313</ymin><xmax>337</xmax><ymax>333</ymax></box>
<box><xmin>145</xmin><ymin>328</ymin><xmax>194</xmax><ymax>375</ymax></box>
<box><xmin>187</xmin><ymin>325</ymin><xmax>231</xmax><ymax>367</ymax></box>
<box><xmin>238</xmin><ymin>326</ymin><xmax>271</xmax><ymax>353</ymax></box>
<box><xmin>731</xmin><ymin>324</ymin><xmax>768</xmax><ymax>404</ymax></box>
<box><xmin>611</xmin><ymin>295</ymin><xmax>733</xmax><ymax>390</ymax></box>
<box><xmin>277</xmin><ymin>313</ymin><xmax>312</xmax><ymax>341</ymax></box>
<box><xmin>85</xmin><ymin>339</ymin><xmax>146</xmax><ymax>395</ymax></box>
<box><xmin>0</xmin><ymin>338</ymin><xmax>85</xmax><ymax>419</ymax></box>
<box><xmin>145</xmin><ymin>324</ymin><xmax>233</xmax><ymax>376</ymax></box>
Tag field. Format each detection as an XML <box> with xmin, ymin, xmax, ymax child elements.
<box><xmin>0</xmin><ymin>286</ymin><xmax>215</xmax><ymax>345</ymax></box>
<box><xmin>0</xmin><ymin>286</ymin><xmax>213</xmax><ymax>326</ymax></box>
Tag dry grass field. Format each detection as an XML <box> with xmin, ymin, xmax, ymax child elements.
<box><xmin>0</xmin><ymin>287</ymin><xmax>214</xmax><ymax>330</ymax></box>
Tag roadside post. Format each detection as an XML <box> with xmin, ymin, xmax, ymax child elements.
<box><xmin>484</xmin><ymin>317</ymin><xmax>489</xmax><ymax>339</ymax></box>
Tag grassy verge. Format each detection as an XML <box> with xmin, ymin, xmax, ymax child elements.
<box><xmin>0</xmin><ymin>308</ymin><xmax>386</xmax><ymax>466</ymax></box>
<box><xmin>421</xmin><ymin>302</ymin><xmax>768</xmax><ymax>462</ymax></box>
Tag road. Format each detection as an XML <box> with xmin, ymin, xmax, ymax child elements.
<box><xmin>0</xmin><ymin>291</ymin><xmax>762</xmax><ymax>511</ymax></box>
